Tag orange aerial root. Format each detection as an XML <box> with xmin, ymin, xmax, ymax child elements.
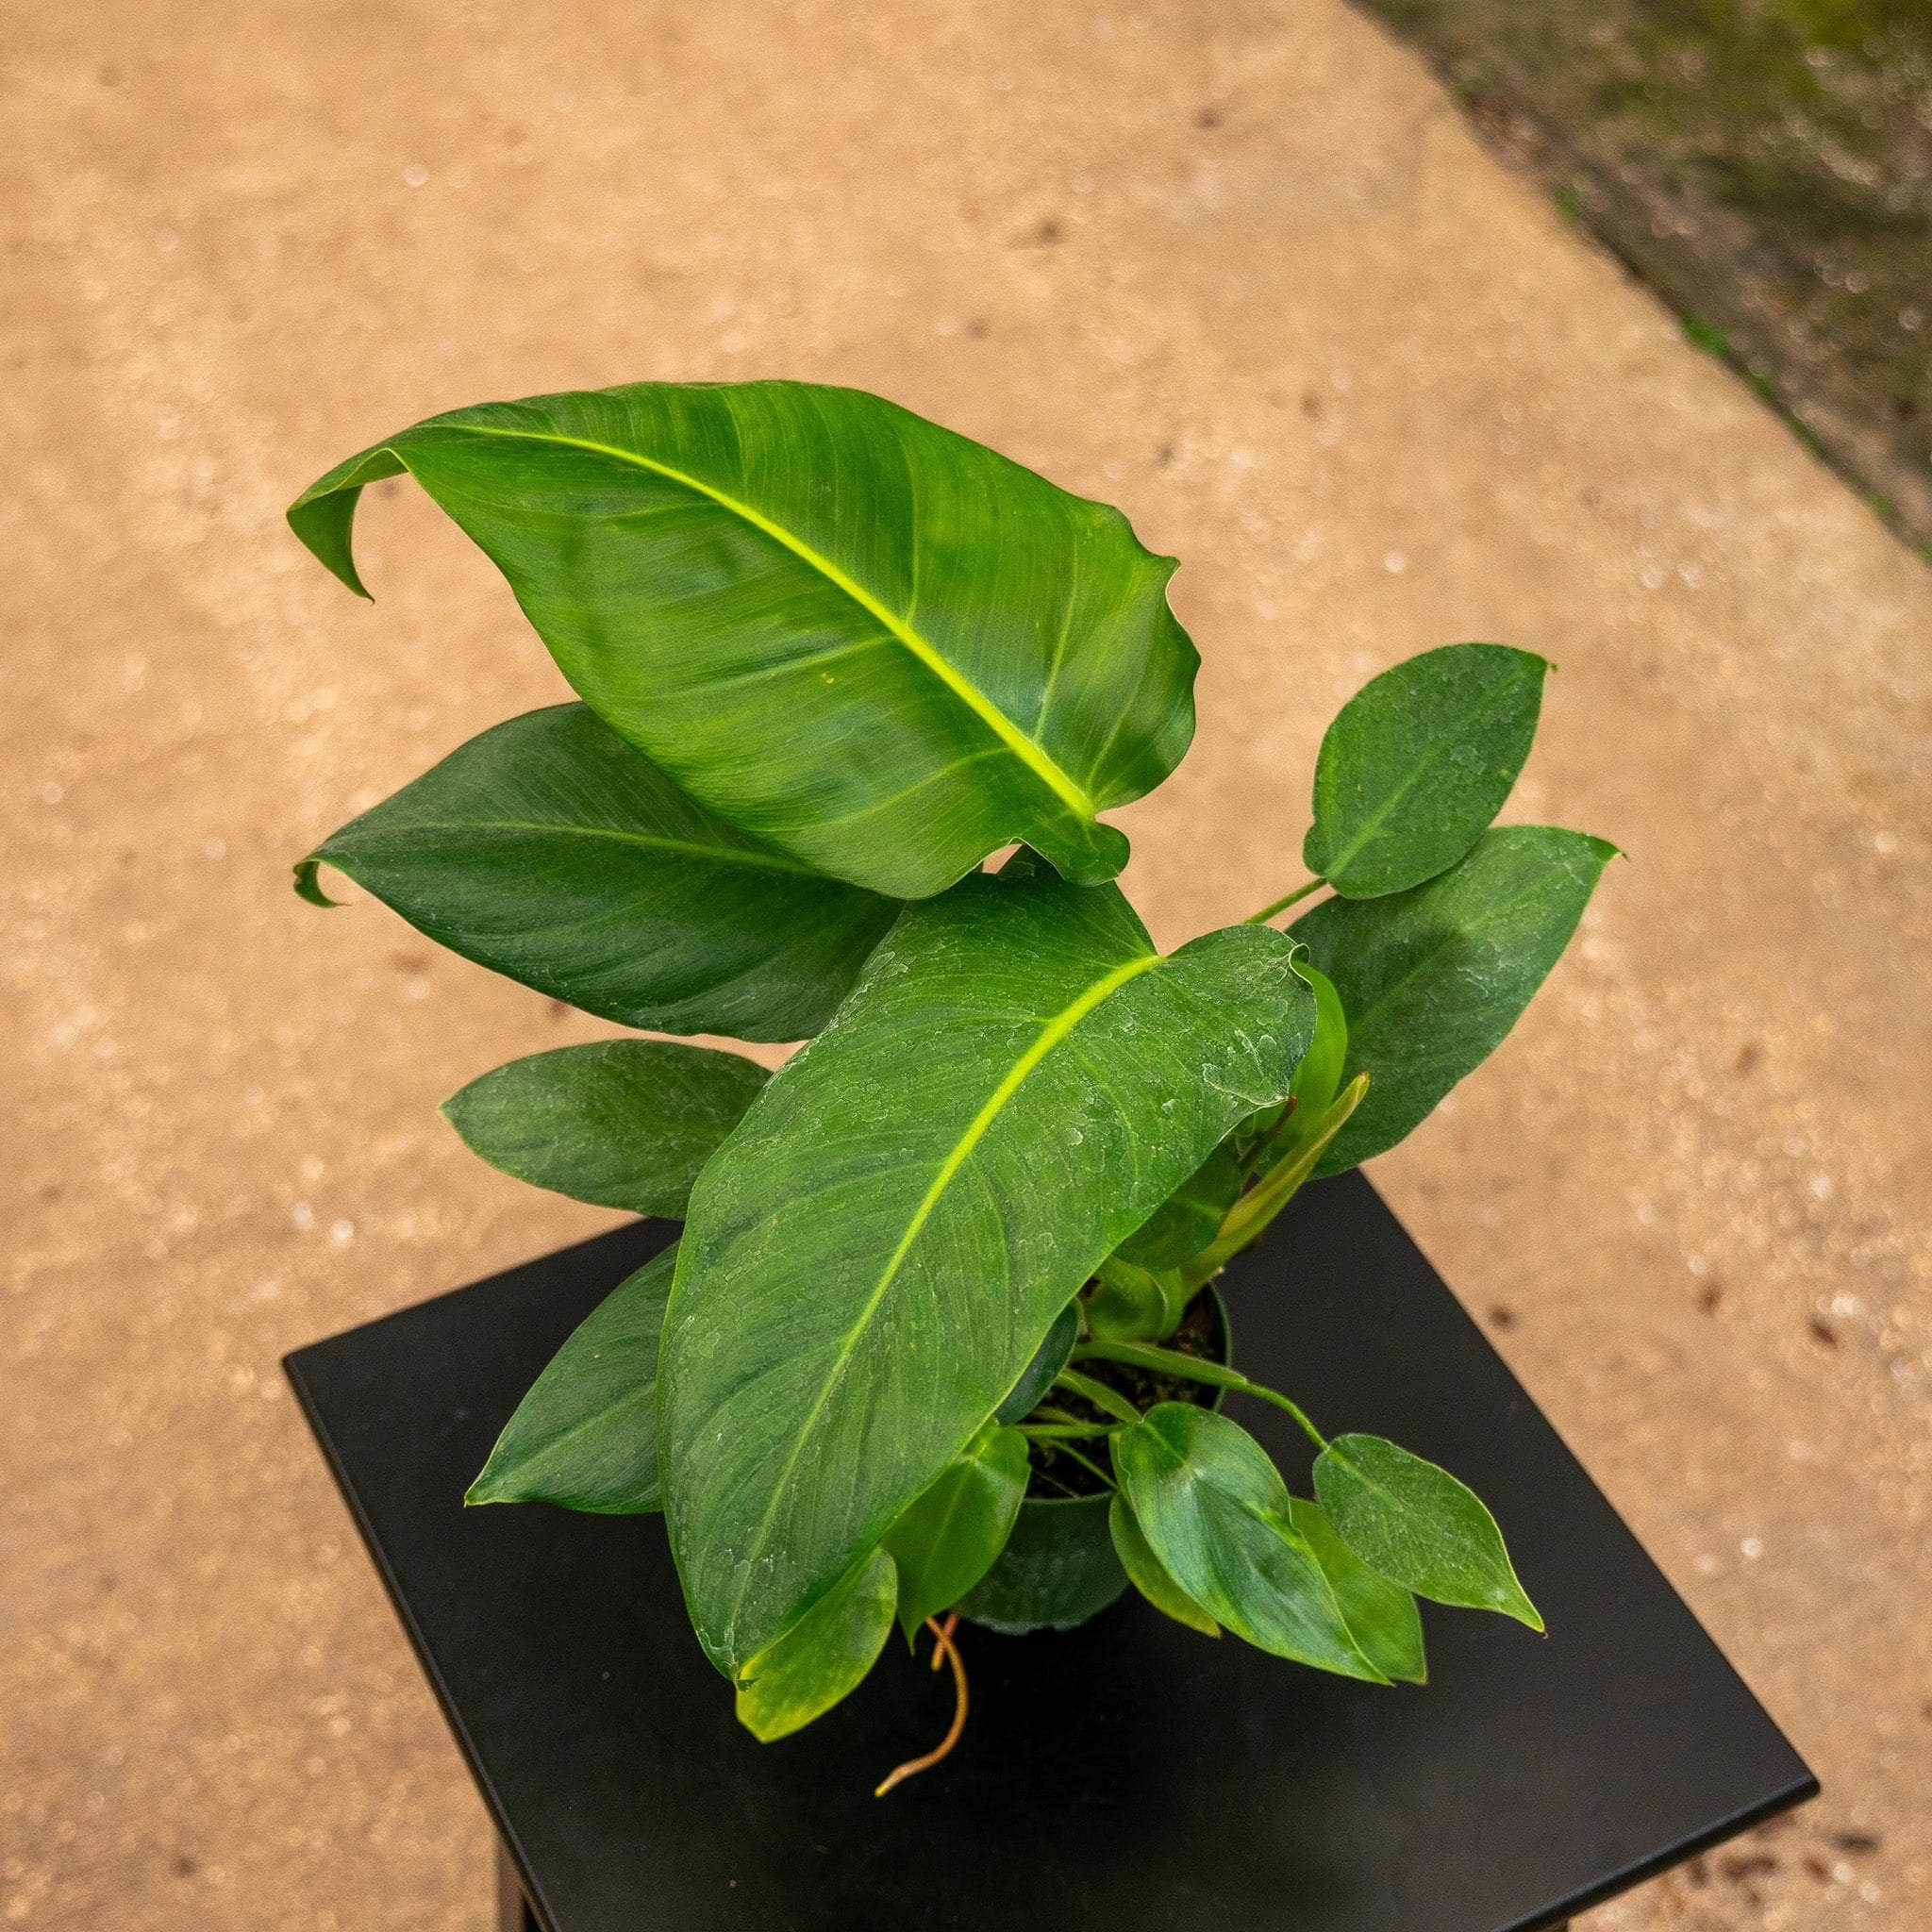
<box><xmin>874</xmin><ymin>1616</ymin><xmax>969</xmax><ymax>1797</ymax></box>
<box><xmin>929</xmin><ymin>1610</ymin><xmax>959</xmax><ymax>1670</ymax></box>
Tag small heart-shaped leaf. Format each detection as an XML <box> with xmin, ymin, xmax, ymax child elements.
<box><xmin>882</xmin><ymin>1426</ymin><xmax>1031</xmax><ymax>1641</ymax></box>
<box><xmin>1108</xmin><ymin>1491</ymin><xmax>1221</xmax><ymax>1637</ymax></box>
<box><xmin>1305</xmin><ymin>642</ymin><xmax>1547</xmax><ymax>898</ymax></box>
<box><xmin>442</xmin><ymin>1041</ymin><xmax>766</xmax><ymax>1216</ymax></box>
<box><xmin>1113</xmin><ymin>1404</ymin><xmax>1386</xmax><ymax>1680</ymax></box>
<box><xmin>1314</xmin><ymin>1433</ymin><xmax>1542</xmax><ymax>1631</ymax></box>
<box><xmin>1286</xmin><ymin>1496</ymin><xmax>1426</xmax><ymax>1683</ymax></box>
<box><xmin>1292</xmin><ymin>825</ymin><xmax>1616</xmax><ymax>1172</ymax></box>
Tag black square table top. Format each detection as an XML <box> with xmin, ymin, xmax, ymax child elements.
<box><xmin>285</xmin><ymin>1171</ymin><xmax>1815</xmax><ymax>1932</ymax></box>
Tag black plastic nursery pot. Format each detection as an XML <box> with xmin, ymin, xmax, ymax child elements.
<box><xmin>286</xmin><ymin>1172</ymin><xmax>1814</xmax><ymax>1932</ymax></box>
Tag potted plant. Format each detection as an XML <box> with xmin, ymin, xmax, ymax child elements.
<box><xmin>290</xmin><ymin>380</ymin><xmax>1612</xmax><ymax>1791</ymax></box>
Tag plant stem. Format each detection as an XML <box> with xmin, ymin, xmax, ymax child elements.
<box><xmin>1184</xmin><ymin>1073</ymin><xmax>1370</xmax><ymax>1286</ymax></box>
<box><xmin>1242</xmin><ymin>878</ymin><xmax>1324</xmax><ymax>924</ymax></box>
<box><xmin>1236</xmin><ymin>1097</ymin><xmax>1300</xmax><ymax>1179</ymax></box>
<box><xmin>1052</xmin><ymin>1367</ymin><xmax>1141</xmax><ymax>1425</ymax></box>
<box><xmin>1031</xmin><ymin>1404</ymin><xmax>1106</xmax><ymax>1428</ymax></box>
<box><xmin>1071</xmin><ymin>1340</ymin><xmax>1329</xmax><ymax>1453</ymax></box>
<box><xmin>1020</xmin><ymin>1422</ymin><xmax>1121</xmax><ymax>1441</ymax></box>
<box><xmin>1044</xmin><ymin>1439</ymin><xmax>1117</xmax><ymax>1489</ymax></box>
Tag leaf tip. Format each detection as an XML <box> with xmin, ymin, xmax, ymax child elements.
<box><xmin>291</xmin><ymin>857</ymin><xmax>341</xmax><ymax>908</ymax></box>
<box><xmin>734</xmin><ymin>1697</ymin><xmax>791</xmax><ymax>1745</ymax></box>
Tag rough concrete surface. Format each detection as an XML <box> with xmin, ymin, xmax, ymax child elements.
<box><xmin>1353</xmin><ymin>0</ymin><xmax>1932</xmax><ymax>553</ymax></box>
<box><xmin>3</xmin><ymin>3</ymin><xmax>1926</xmax><ymax>1927</ymax></box>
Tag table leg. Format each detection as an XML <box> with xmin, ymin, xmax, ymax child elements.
<box><xmin>495</xmin><ymin>1838</ymin><xmax>538</xmax><ymax>1932</ymax></box>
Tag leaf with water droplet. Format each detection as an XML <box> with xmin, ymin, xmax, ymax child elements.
<box><xmin>1313</xmin><ymin>1434</ymin><xmax>1541</xmax><ymax>1631</ymax></box>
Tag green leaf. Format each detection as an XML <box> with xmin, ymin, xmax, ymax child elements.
<box><xmin>290</xmin><ymin>380</ymin><xmax>1200</xmax><ymax>900</ymax></box>
<box><xmin>1114</xmin><ymin>1143</ymin><xmax>1242</xmax><ymax>1270</ymax></box>
<box><xmin>658</xmin><ymin>864</ymin><xmax>1316</xmax><ymax>1675</ymax></box>
<box><xmin>993</xmin><ymin>1301</ymin><xmax>1079</xmax><ymax>1425</ymax></box>
<box><xmin>1108</xmin><ymin>1491</ymin><xmax>1220</xmax><ymax>1637</ymax></box>
<box><xmin>1286</xmin><ymin>1497</ymin><xmax>1426</xmax><ymax>1684</ymax></box>
<box><xmin>298</xmin><ymin>705</ymin><xmax>898</xmax><ymax>1041</ymax></box>
<box><xmin>1304</xmin><ymin>643</ymin><xmax>1548</xmax><ymax>898</ymax></box>
<box><xmin>1227</xmin><ymin>959</ymin><xmax>1349</xmax><ymax>1179</ymax></box>
<box><xmin>442</xmin><ymin>1041</ymin><xmax>767</xmax><ymax>1216</ymax></box>
<box><xmin>466</xmin><ymin>1246</ymin><xmax>674</xmax><ymax>1513</ymax></box>
<box><xmin>1084</xmin><ymin>1255</ymin><xmax>1189</xmax><ymax>1341</ymax></box>
<box><xmin>733</xmin><ymin>1549</ymin><xmax>898</xmax><ymax>1742</ymax></box>
<box><xmin>1313</xmin><ymin>1434</ymin><xmax>1542</xmax><ymax>1630</ymax></box>
<box><xmin>1203</xmin><ymin>1074</ymin><xmax>1368</xmax><ymax>1269</ymax></box>
<box><xmin>1112</xmin><ymin>1404</ymin><xmax>1387</xmax><ymax>1681</ymax></box>
<box><xmin>1232</xmin><ymin>956</ymin><xmax>1343</xmax><ymax>1163</ymax></box>
<box><xmin>1288</xmin><ymin>962</ymin><xmax>1348</xmax><ymax>1117</ymax></box>
<box><xmin>882</xmin><ymin>1425</ymin><xmax>1031</xmax><ymax>1641</ymax></box>
<box><xmin>1291</xmin><ymin>825</ymin><xmax>1616</xmax><ymax>1173</ymax></box>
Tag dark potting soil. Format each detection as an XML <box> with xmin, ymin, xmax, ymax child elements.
<box><xmin>1024</xmin><ymin>1289</ymin><xmax>1223</xmax><ymax>1498</ymax></box>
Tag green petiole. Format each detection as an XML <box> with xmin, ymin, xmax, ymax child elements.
<box><xmin>1040</xmin><ymin>1438</ymin><xmax>1116</xmax><ymax>1490</ymax></box>
<box><xmin>1071</xmin><ymin>1340</ymin><xmax>1329</xmax><ymax>1453</ymax></box>
<box><xmin>1052</xmin><ymin>1367</ymin><xmax>1141</xmax><ymax>1425</ymax></box>
<box><xmin>1241</xmin><ymin>878</ymin><xmax>1324</xmax><ymax>924</ymax></box>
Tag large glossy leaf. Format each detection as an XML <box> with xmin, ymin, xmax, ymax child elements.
<box><xmin>734</xmin><ymin>1549</ymin><xmax>898</xmax><ymax>1742</ymax></box>
<box><xmin>290</xmin><ymin>381</ymin><xmax>1199</xmax><ymax>900</ymax></box>
<box><xmin>466</xmin><ymin>1247</ymin><xmax>674</xmax><ymax>1514</ymax></box>
<box><xmin>1291</xmin><ymin>825</ymin><xmax>1616</xmax><ymax>1173</ymax></box>
<box><xmin>1285</xmin><ymin>1497</ymin><xmax>1426</xmax><ymax>1684</ymax></box>
<box><xmin>1112</xmin><ymin>1405</ymin><xmax>1385</xmax><ymax>1680</ymax></box>
<box><xmin>1314</xmin><ymin>1434</ymin><xmax>1542</xmax><ymax>1630</ymax></box>
<box><xmin>881</xmin><ymin>1425</ymin><xmax>1030</xmax><ymax>1641</ymax></box>
<box><xmin>297</xmin><ymin>705</ymin><xmax>898</xmax><ymax>1041</ymax></box>
<box><xmin>442</xmin><ymin>1040</ymin><xmax>766</xmax><ymax>1215</ymax></box>
<box><xmin>1304</xmin><ymin>643</ymin><xmax>1547</xmax><ymax>898</ymax></box>
<box><xmin>658</xmin><ymin>865</ymin><xmax>1315</xmax><ymax>1676</ymax></box>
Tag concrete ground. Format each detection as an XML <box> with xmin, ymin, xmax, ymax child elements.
<box><xmin>1352</xmin><ymin>0</ymin><xmax>1932</xmax><ymax>554</ymax></box>
<box><xmin>4</xmin><ymin>3</ymin><xmax>1926</xmax><ymax>1927</ymax></box>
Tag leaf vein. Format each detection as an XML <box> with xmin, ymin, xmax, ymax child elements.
<box><xmin>440</xmin><ymin>421</ymin><xmax>1097</xmax><ymax>823</ymax></box>
<box><xmin>721</xmin><ymin>946</ymin><xmax>1164</xmax><ymax>1660</ymax></box>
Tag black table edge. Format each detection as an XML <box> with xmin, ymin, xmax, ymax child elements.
<box><xmin>285</xmin><ymin>1351</ymin><xmax>566</xmax><ymax>1925</ymax></box>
